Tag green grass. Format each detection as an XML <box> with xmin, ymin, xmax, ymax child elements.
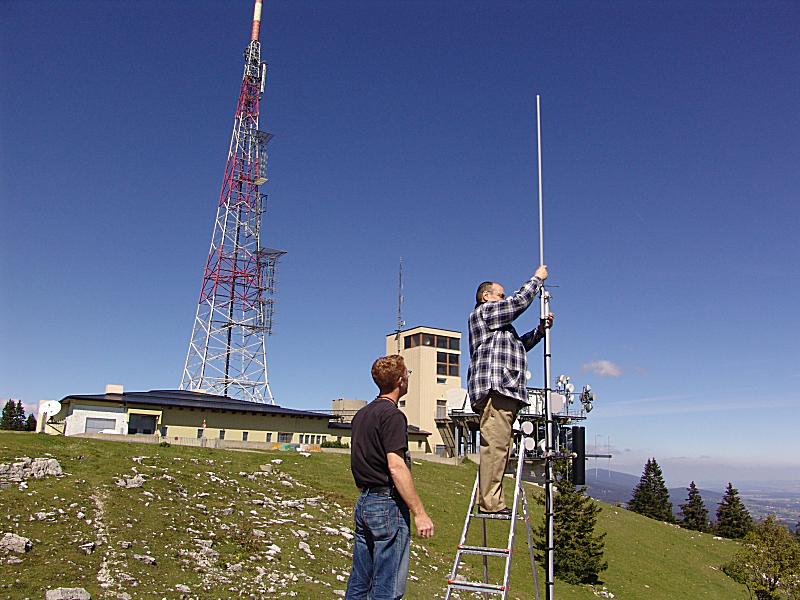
<box><xmin>0</xmin><ymin>432</ymin><xmax>748</xmax><ymax>599</ymax></box>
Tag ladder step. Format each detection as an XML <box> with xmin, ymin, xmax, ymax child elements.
<box><xmin>471</xmin><ymin>511</ymin><xmax>513</xmax><ymax>520</ymax></box>
<box><xmin>447</xmin><ymin>580</ymin><xmax>506</xmax><ymax>594</ymax></box>
<box><xmin>458</xmin><ymin>544</ymin><xmax>510</xmax><ymax>557</ymax></box>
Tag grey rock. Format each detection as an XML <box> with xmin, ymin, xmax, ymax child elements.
<box><xmin>78</xmin><ymin>542</ymin><xmax>95</xmax><ymax>555</ymax></box>
<box><xmin>174</xmin><ymin>584</ymin><xmax>191</xmax><ymax>593</ymax></box>
<box><xmin>115</xmin><ymin>474</ymin><xmax>144</xmax><ymax>489</ymax></box>
<box><xmin>45</xmin><ymin>588</ymin><xmax>91</xmax><ymax>600</ymax></box>
<box><xmin>133</xmin><ymin>554</ymin><xmax>156</xmax><ymax>565</ymax></box>
<box><xmin>0</xmin><ymin>533</ymin><xmax>32</xmax><ymax>554</ymax></box>
<box><xmin>0</xmin><ymin>457</ymin><xmax>63</xmax><ymax>485</ymax></box>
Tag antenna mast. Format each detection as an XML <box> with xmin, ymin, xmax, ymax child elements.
<box><xmin>537</xmin><ymin>94</ymin><xmax>556</xmax><ymax>600</ymax></box>
<box><xmin>395</xmin><ymin>257</ymin><xmax>405</xmax><ymax>353</ymax></box>
<box><xmin>180</xmin><ymin>1</ymin><xmax>284</xmax><ymax>403</ymax></box>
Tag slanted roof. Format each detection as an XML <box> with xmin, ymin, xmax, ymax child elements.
<box><xmin>62</xmin><ymin>389</ymin><xmax>331</xmax><ymax>420</ymax></box>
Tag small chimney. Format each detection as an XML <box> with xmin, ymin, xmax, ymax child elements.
<box><xmin>105</xmin><ymin>384</ymin><xmax>124</xmax><ymax>395</ymax></box>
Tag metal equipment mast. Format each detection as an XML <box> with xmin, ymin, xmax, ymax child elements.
<box><xmin>181</xmin><ymin>1</ymin><xmax>284</xmax><ymax>403</ymax></box>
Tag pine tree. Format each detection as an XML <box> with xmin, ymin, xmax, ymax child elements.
<box><xmin>25</xmin><ymin>414</ymin><xmax>37</xmax><ymax>432</ymax></box>
<box><xmin>679</xmin><ymin>481</ymin><xmax>709</xmax><ymax>532</ymax></box>
<box><xmin>723</xmin><ymin>515</ymin><xmax>800</xmax><ymax>600</ymax></box>
<box><xmin>536</xmin><ymin>475</ymin><xmax>608</xmax><ymax>584</ymax></box>
<box><xmin>716</xmin><ymin>482</ymin><xmax>753</xmax><ymax>539</ymax></box>
<box><xmin>13</xmin><ymin>400</ymin><xmax>26</xmax><ymax>430</ymax></box>
<box><xmin>0</xmin><ymin>400</ymin><xmax>15</xmax><ymax>430</ymax></box>
<box><xmin>628</xmin><ymin>458</ymin><xmax>674</xmax><ymax>523</ymax></box>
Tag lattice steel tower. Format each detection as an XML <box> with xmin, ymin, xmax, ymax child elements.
<box><xmin>181</xmin><ymin>1</ymin><xmax>284</xmax><ymax>403</ymax></box>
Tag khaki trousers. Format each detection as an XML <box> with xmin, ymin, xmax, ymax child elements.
<box><xmin>478</xmin><ymin>393</ymin><xmax>520</xmax><ymax>512</ymax></box>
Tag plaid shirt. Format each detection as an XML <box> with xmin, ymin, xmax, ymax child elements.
<box><xmin>467</xmin><ymin>275</ymin><xmax>544</xmax><ymax>411</ymax></box>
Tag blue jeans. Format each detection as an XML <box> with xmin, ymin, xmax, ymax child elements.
<box><xmin>345</xmin><ymin>489</ymin><xmax>411</xmax><ymax>600</ymax></box>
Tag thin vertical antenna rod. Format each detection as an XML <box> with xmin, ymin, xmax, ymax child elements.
<box><xmin>537</xmin><ymin>94</ymin><xmax>555</xmax><ymax>600</ymax></box>
<box><xmin>395</xmin><ymin>257</ymin><xmax>405</xmax><ymax>354</ymax></box>
<box><xmin>537</xmin><ymin>95</ymin><xmax>544</xmax><ymax>265</ymax></box>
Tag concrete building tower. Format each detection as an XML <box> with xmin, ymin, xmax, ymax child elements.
<box><xmin>386</xmin><ymin>326</ymin><xmax>465</xmax><ymax>455</ymax></box>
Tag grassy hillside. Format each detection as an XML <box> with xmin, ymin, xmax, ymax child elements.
<box><xmin>0</xmin><ymin>433</ymin><xmax>748</xmax><ymax>599</ymax></box>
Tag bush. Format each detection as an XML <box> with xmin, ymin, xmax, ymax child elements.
<box><xmin>321</xmin><ymin>440</ymin><xmax>349</xmax><ymax>449</ymax></box>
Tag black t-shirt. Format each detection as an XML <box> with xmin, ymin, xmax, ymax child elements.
<box><xmin>350</xmin><ymin>398</ymin><xmax>410</xmax><ymax>489</ymax></box>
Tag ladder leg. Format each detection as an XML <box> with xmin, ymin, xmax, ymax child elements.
<box><xmin>521</xmin><ymin>484</ymin><xmax>541</xmax><ymax>600</ymax></box>
<box><xmin>482</xmin><ymin>517</ymin><xmax>489</xmax><ymax>600</ymax></box>
<box><xmin>446</xmin><ymin>471</ymin><xmax>480</xmax><ymax>600</ymax></box>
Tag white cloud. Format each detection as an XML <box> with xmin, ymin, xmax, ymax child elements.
<box><xmin>582</xmin><ymin>359</ymin><xmax>623</xmax><ymax>378</ymax></box>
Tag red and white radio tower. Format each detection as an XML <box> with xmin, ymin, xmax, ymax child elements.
<box><xmin>181</xmin><ymin>1</ymin><xmax>284</xmax><ymax>404</ymax></box>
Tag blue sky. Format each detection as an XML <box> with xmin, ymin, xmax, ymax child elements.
<box><xmin>1</xmin><ymin>1</ymin><xmax>798</xmax><ymax>487</ymax></box>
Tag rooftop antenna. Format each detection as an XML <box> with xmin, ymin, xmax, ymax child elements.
<box><xmin>537</xmin><ymin>94</ymin><xmax>556</xmax><ymax>600</ymax></box>
<box><xmin>395</xmin><ymin>257</ymin><xmax>405</xmax><ymax>353</ymax></box>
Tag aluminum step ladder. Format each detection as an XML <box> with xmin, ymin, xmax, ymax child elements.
<box><xmin>445</xmin><ymin>432</ymin><xmax>540</xmax><ymax>600</ymax></box>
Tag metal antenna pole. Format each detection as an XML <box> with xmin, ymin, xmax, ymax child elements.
<box><xmin>395</xmin><ymin>257</ymin><xmax>405</xmax><ymax>354</ymax></box>
<box><xmin>536</xmin><ymin>94</ymin><xmax>555</xmax><ymax>600</ymax></box>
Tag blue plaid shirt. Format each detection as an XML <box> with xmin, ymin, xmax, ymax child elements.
<box><xmin>467</xmin><ymin>275</ymin><xmax>544</xmax><ymax>412</ymax></box>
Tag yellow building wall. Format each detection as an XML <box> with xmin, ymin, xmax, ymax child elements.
<box><xmin>159</xmin><ymin>406</ymin><xmax>333</xmax><ymax>443</ymax></box>
<box><xmin>386</xmin><ymin>326</ymin><xmax>462</xmax><ymax>453</ymax></box>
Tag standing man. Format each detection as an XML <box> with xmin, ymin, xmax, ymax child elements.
<box><xmin>345</xmin><ymin>355</ymin><xmax>435</xmax><ymax>600</ymax></box>
<box><xmin>467</xmin><ymin>265</ymin><xmax>553</xmax><ymax>514</ymax></box>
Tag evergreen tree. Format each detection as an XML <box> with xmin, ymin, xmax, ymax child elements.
<box><xmin>628</xmin><ymin>457</ymin><xmax>674</xmax><ymax>523</ymax></box>
<box><xmin>13</xmin><ymin>400</ymin><xmax>26</xmax><ymax>430</ymax></box>
<box><xmin>723</xmin><ymin>515</ymin><xmax>800</xmax><ymax>600</ymax></box>
<box><xmin>679</xmin><ymin>481</ymin><xmax>709</xmax><ymax>532</ymax></box>
<box><xmin>25</xmin><ymin>414</ymin><xmax>37</xmax><ymax>432</ymax></box>
<box><xmin>0</xmin><ymin>400</ymin><xmax>15</xmax><ymax>430</ymax></box>
<box><xmin>716</xmin><ymin>482</ymin><xmax>753</xmax><ymax>539</ymax></box>
<box><xmin>536</xmin><ymin>475</ymin><xmax>608</xmax><ymax>584</ymax></box>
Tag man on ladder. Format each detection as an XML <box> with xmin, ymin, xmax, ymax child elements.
<box><xmin>467</xmin><ymin>266</ymin><xmax>553</xmax><ymax>515</ymax></box>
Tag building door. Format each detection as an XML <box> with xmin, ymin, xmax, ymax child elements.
<box><xmin>128</xmin><ymin>414</ymin><xmax>157</xmax><ymax>435</ymax></box>
<box><xmin>85</xmin><ymin>417</ymin><xmax>116</xmax><ymax>434</ymax></box>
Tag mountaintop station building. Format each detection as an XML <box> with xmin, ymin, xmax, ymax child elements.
<box><xmin>39</xmin><ymin>387</ymin><xmax>430</xmax><ymax>452</ymax></box>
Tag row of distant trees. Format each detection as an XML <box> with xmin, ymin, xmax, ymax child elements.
<box><xmin>630</xmin><ymin>457</ymin><xmax>800</xmax><ymax>599</ymax></box>
<box><xmin>0</xmin><ymin>399</ymin><xmax>37</xmax><ymax>431</ymax></box>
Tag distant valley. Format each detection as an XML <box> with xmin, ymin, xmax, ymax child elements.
<box><xmin>584</xmin><ymin>468</ymin><xmax>800</xmax><ymax>527</ymax></box>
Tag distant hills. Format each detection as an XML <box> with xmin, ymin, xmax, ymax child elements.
<box><xmin>584</xmin><ymin>468</ymin><xmax>800</xmax><ymax>525</ymax></box>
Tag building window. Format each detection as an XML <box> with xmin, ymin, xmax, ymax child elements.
<box><xmin>399</xmin><ymin>400</ymin><xmax>405</xmax><ymax>407</ymax></box>
<box><xmin>405</xmin><ymin>333</ymin><xmax>421</xmax><ymax>348</ymax></box>
<box><xmin>404</xmin><ymin>332</ymin><xmax>459</xmax><ymax>351</ymax></box>
<box><xmin>437</xmin><ymin>351</ymin><xmax>459</xmax><ymax>376</ymax></box>
<box><xmin>437</xmin><ymin>377</ymin><xmax>446</xmax><ymax>384</ymax></box>
<box><xmin>242</xmin><ymin>431</ymin><xmax>249</xmax><ymax>441</ymax></box>
<box><xmin>436</xmin><ymin>399</ymin><xmax>447</xmax><ymax>419</ymax></box>
<box><xmin>197</xmin><ymin>429</ymin><xmax>203</xmax><ymax>439</ymax></box>
<box><xmin>316</xmin><ymin>435</ymin><xmax>322</xmax><ymax>444</ymax></box>
<box><xmin>219</xmin><ymin>429</ymin><xmax>226</xmax><ymax>440</ymax></box>
<box><xmin>278</xmin><ymin>432</ymin><xmax>293</xmax><ymax>444</ymax></box>
<box><xmin>266</xmin><ymin>433</ymin><xmax>272</xmax><ymax>442</ymax></box>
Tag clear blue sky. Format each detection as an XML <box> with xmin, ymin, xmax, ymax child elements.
<box><xmin>2</xmin><ymin>1</ymin><xmax>798</xmax><ymax>487</ymax></box>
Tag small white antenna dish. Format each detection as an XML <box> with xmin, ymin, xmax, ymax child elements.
<box><xmin>550</xmin><ymin>392</ymin><xmax>566</xmax><ymax>413</ymax></box>
<box><xmin>524</xmin><ymin>437</ymin><xmax>536</xmax><ymax>452</ymax></box>
<box><xmin>42</xmin><ymin>400</ymin><xmax>62</xmax><ymax>415</ymax></box>
<box><xmin>521</xmin><ymin>421</ymin><xmax>535</xmax><ymax>436</ymax></box>
<box><xmin>565</xmin><ymin>383</ymin><xmax>574</xmax><ymax>394</ymax></box>
<box><xmin>525</xmin><ymin>370</ymin><xmax>532</xmax><ymax>381</ymax></box>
